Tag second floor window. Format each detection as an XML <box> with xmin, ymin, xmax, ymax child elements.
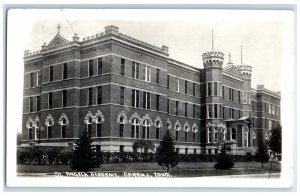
<box><xmin>156</xmin><ymin>95</ymin><xmax>160</xmax><ymax>111</ymax></box>
<box><xmin>185</xmin><ymin>103</ymin><xmax>188</xmax><ymax>117</ymax></box>
<box><xmin>36</xmin><ymin>96</ymin><xmax>40</xmax><ymax>112</ymax></box>
<box><xmin>132</xmin><ymin>90</ymin><xmax>140</xmax><ymax>108</ymax></box>
<box><xmin>62</xmin><ymin>90</ymin><xmax>67</xmax><ymax>107</ymax></box>
<box><xmin>185</xmin><ymin>81</ymin><xmax>188</xmax><ymax>94</ymax></box>
<box><xmin>29</xmin><ymin>97</ymin><xmax>33</xmax><ymax>112</ymax></box>
<box><xmin>89</xmin><ymin>60</ymin><xmax>93</xmax><ymax>77</ymax></box>
<box><xmin>48</xmin><ymin>92</ymin><xmax>53</xmax><ymax>109</ymax></box>
<box><xmin>88</xmin><ymin>88</ymin><xmax>93</xmax><ymax>106</ymax></box>
<box><xmin>214</xmin><ymin>82</ymin><xmax>218</xmax><ymax>96</ymax></box>
<box><xmin>97</xmin><ymin>86</ymin><xmax>102</xmax><ymax>105</ymax></box>
<box><xmin>207</xmin><ymin>83</ymin><xmax>211</xmax><ymax>96</ymax></box>
<box><xmin>30</xmin><ymin>73</ymin><xmax>34</xmax><ymax>87</ymax></box>
<box><xmin>176</xmin><ymin>79</ymin><xmax>180</xmax><ymax>92</ymax></box>
<box><xmin>193</xmin><ymin>83</ymin><xmax>196</xmax><ymax>96</ymax></box>
<box><xmin>143</xmin><ymin>92</ymin><xmax>151</xmax><ymax>109</ymax></box>
<box><xmin>193</xmin><ymin>105</ymin><xmax>196</xmax><ymax>118</ymax></box>
<box><xmin>167</xmin><ymin>75</ymin><xmax>170</xmax><ymax>89</ymax></box>
<box><xmin>120</xmin><ymin>87</ymin><xmax>125</xmax><ymax>105</ymax></box>
<box><xmin>175</xmin><ymin>101</ymin><xmax>179</xmax><ymax>115</ymax></box>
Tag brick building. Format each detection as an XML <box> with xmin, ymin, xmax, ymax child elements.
<box><xmin>21</xmin><ymin>25</ymin><xmax>281</xmax><ymax>155</ymax></box>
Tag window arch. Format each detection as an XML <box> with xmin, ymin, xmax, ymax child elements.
<box><xmin>61</xmin><ymin>119</ymin><xmax>66</xmax><ymax>138</ymax></box>
<box><xmin>175</xmin><ymin>124</ymin><xmax>180</xmax><ymax>141</ymax></box>
<box><xmin>96</xmin><ymin>116</ymin><xmax>102</xmax><ymax>137</ymax></box>
<box><xmin>143</xmin><ymin>120</ymin><xmax>150</xmax><ymax>139</ymax></box>
<box><xmin>155</xmin><ymin>121</ymin><xmax>161</xmax><ymax>140</ymax></box>
<box><xmin>131</xmin><ymin>118</ymin><xmax>140</xmax><ymax>138</ymax></box>
<box><xmin>35</xmin><ymin>121</ymin><xmax>40</xmax><ymax>140</ymax></box>
<box><xmin>119</xmin><ymin>117</ymin><xmax>124</xmax><ymax>137</ymax></box>
<box><xmin>47</xmin><ymin>120</ymin><xmax>53</xmax><ymax>139</ymax></box>
<box><xmin>28</xmin><ymin>122</ymin><xmax>33</xmax><ymax>140</ymax></box>
<box><xmin>87</xmin><ymin>117</ymin><xmax>93</xmax><ymax>137</ymax></box>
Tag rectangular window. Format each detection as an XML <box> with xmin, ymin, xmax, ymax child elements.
<box><xmin>88</xmin><ymin>88</ymin><xmax>93</xmax><ymax>106</ymax></box>
<box><xmin>229</xmin><ymin>88</ymin><xmax>232</xmax><ymax>101</ymax></box>
<box><xmin>214</xmin><ymin>104</ymin><xmax>218</xmax><ymax>118</ymax></box>
<box><xmin>30</xmin><ymin>73</ymin><xmax>34</xmax><ymax>87</ymax></box>
<box><xmin>176</xmin><ymin>101</ymin><xmax>179</xmax><ymax>115</ymax></box>
<box><xmin>232</xmin><ymin>89</ymin><xmax>235</xmax><ymax>101</ymax></box>
<box><xmin>185</xmin><ymin>81</ymin><xmax>188</xmax><ymax>94</ymax></box>
<box><xmin>167</xmin><ymin>99</ymin><xmax>170</xmax><ymax>114</ymax></box>
<box><xmin>220</xmin><ymin>105</ymin><xmax>222</xmax><ymax>119</ymax></box>
<box><xmin>176</xmin><ymin>131</ymin><xmax>179</xmax><ymax>141</ymax></box>
<box><xmin>97</xmin><ymin>123</ymin><xmax>101</xmax><ymax>137</ymax></box>
<box><xmin>232</xmin><ymin>108</ymin><xmax>235</xmax><ymax>119</ymax></box>
<box><xmin>185</xmin><ymin>103</ymin><xmax>188</xmax><ymax>117</ymax></box>
<box><xmin>185</xmin><ymin>132</ymin><xmax>188</xmax><ymax>142</ymax></box>
<box><xmin>222</xmin><ymin>86</ymin><xmax>225</xmax><ymax>98</ymax></box>
<box><xmin>47</xmin><ymin>126</ymin><xmax>52</xmax><ymax>139</ymax></box>
<box><xmin>207</xmin><ymin>83</ymin><xmax>211</xmax><ymax>96</ymax></box>
<box><xmin>62</xmin><ymin>90</ymin><xmax>67</xmax><ymax>107</ymax></box>
<box><xmin>36</xmin><ymin>71</ymin><xmax>40</xmax><ymax>86</ymax></box>
<box><xmin>48</xmin><ymin>92</ymin><xmax>53</xmax><ymax>109</ymax></box>
<box><xmin>145</xmin><ymin>66</ymin><xmax>151</xmax><ymax>82</ymax></box>
<box><xmin>121</xmin><ymin>58</ymin><xmax>125</xmax><ymax>76</ymax></box>
<box><xmin>147</xmin><ymin>92</ymin><xmax>151</xmax><ymax>109</ymax></box>
<box><xmin>156</xmin><ymin>95</ymin><xmax>160</xmax><ymax>111</ymax></box>
<box><xmin>88</xmin><ymin>60</ymin><xmax>93</xmax><ymax>77</ymax></box>
<box><xmin>167</xmin><ymin>75</ymin><xmax>170</xmax><ymax>89</ymax></box>
<box><xmin>193</xmin><ymin>105</ymin><xmax>196</xmax><ymax>118</ymax></box>
<box><xmin>97</xmin><ymin>86</ymin><xmax>102</xmax><ymax>105</ymax></box>
<box><xmin>120</xmin><ymin>87</ymin><xmax>125</xmax><ymax>105</ymax></box>
<box><xmin>132</xmin><ymin>90</ymin><xmax>140</xmax><ymax>108</ymax></box>
<box><xmin>156</xmin><ymin>69</ymin><xmax>160</xmax><ymax>84</ymax></box>
<box><xmin>223</xmin><ymin>106</ymin><xmax>225</xmax><ymax>119</ymax></box>
<box><xmin>132</xmin><ymin>62</ymin><xmax>139</xmax><ymax>79</ymax></box>
<box><xmin>29</xmin><ymin>97</ymin><xmax>33</xmax><ymax>112</ymax></box>
<box><xmin>176</xmin><ymin>79</ymin><xmax>180</xmax><ymax>92</ymax></box>
<box><xmin>214</xmin><ymin>82</ymin><xmax>218</xmax><ymax>96</ymax></box>
<box><xmin>269</xmin><ymin>120</ymin><xmax>272</xmax><ymax>130</ymax></box>
<box><xmin>63</xmin><ymin>63</ymin><xmax>68</xmax><ymax>80</ymax></box>
<box><xmin>98</xmin><ymin>58</ymin><xmax>102</xmax><ymax>75</ymax></box>
<box><xmin>49</xmin><ymin>66</ymin><xmax>53</xmax><ymax>82</ymax></box>
<box><xmin>207</xmin><ymin>104</ymin><xmax>212</xmax><ymax>118</ymax></box>
<box><xmin>193</xmin><ymin>83</ymin><xmax>196</xmax><ymax>96</ymax></box>
<box><xmin>36</xmin><ymin>96</ymin><xmax>40</xmax><ymax>112</ymax></box>
<box><xmin>238</xmin><ymin>91</ymin><xmax>241</xmax><ymax>102</ymax></box>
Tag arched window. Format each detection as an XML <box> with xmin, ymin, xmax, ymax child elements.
<box><xmin>214</xmin><ymin>130</ymin><xmax>219</xmax><ymax>143</ymax></box>
<box><xmin>175</xmin><ymin>124</ymin><xmax>180</xmax><ymax>141</ymax></box>
<box><xmin>47</xmin><ymin>120</ymin><xmax>52</xmax><ymax>139</ymax></box>
<box><xmin>184</xmin><ymin>126</ymin><xmax>189</xmax><ymax>142</ymax></box>
<box><xmin>131</xmin><ymin>118</ymin><xmax>139</xmax><ymax>138</ymax></box>
<box><xmin>119</xmin><ymin>117</ymin><xmax>124</xmax><ymax>137</ymax></box>
<box><xmin>35</xmin><ymin>122</ymin><xmax>40</xmax><ymax>140</ymax></box>
<box><xmin>143</xmin><ymin>120</ymin><xmax>150</xmax><ymax>139</ymax></box>
<box><xmin>231</xmin><ymin>127</ymin><xmax>236</xmax><ymax>140</ymax></box>
<box><xmin>96</xmin><ymin>116</ymin><xmax>102</xmax><ymax>137</ymax></box>
<box><xmin>87</xmin><ymin>118</ymin><xmax>93</xmax><ymax>137</ymax></box>
<box><xmin>193</xmin><ymin>127</ymin><xmax>197</xmax><ymax>142</ymax></box>
<box><xmin>61</xmin><ymin>119</ymin><xmax>66</xmax><ymax>138</ymax></box>
<box><xmin>155</xmin><ymin>121</ymin><xmax>161</xmax><ymax>140</ymax></box>
<box><xmin>28</xmin><ymin>122</ymin><xmax>33</xmax><ymax>140</ymax></box>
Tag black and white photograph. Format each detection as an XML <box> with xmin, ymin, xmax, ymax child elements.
<box><xmin>4</xmin><ymin>7</ymin><xmax>296</xmax><ymax>189</ymax></box>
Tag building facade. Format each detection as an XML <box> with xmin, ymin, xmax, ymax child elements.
<box><xmin>21</xmin><ymin>25</ymin><xmax>281</xmax><ymax>155</ymax></box>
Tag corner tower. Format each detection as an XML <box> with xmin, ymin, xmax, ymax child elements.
<box><xmin>201</xmin><ymin>30</ymin><xmax>225</xmax><ymax>154</ymax></box>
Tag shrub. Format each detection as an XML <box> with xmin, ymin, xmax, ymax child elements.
<box><xmin>214</xmin><ymin>146</ymin><xmax>234</xmax><ymax>170</ymax></box>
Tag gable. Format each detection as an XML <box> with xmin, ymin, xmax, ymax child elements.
<box><xmin>47</xmin><ymin>35</ymin><xmax>70</xmax><ymax>48</ymax></box>
<box><xmin>223</xmin><ymin>65</ymin><xmax>243</xmax><ymax>78</ymax></box>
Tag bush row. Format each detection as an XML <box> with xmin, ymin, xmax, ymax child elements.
<box><xmin>17</xmin><ymin>147</ymin><xmax>261</xmax><ymax>165</ymax></box>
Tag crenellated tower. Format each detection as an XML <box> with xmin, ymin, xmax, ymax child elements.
<box><xmin>201</xmin><ymin>30</ymin><xmax>225</xmax><ymax>154</ymax></box>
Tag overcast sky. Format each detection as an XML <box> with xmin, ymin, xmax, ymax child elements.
<box><xmin>7</xmin><ymin>9</ymin><xmax>294</xmax><ymax>133</ymax></box>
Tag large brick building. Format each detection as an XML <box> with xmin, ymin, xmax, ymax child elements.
<box><xmin>21</xmin><ymin>25</ymin><xmax>281</xmax><ymax>155</ymax></box>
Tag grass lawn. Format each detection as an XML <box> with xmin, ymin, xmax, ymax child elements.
<box><xmin>17</xmin><ymin>161</ymin><xmax>281</xmax><ymax>177</ymax></box>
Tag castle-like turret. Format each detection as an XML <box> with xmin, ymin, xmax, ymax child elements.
<box><xmin>236</xmin><ymin>45</ymin><xmax>252</xmax><ymax>80</ymax></box>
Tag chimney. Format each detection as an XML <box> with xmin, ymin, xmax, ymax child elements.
<box><xmin>72</xmin><ymin>33</ymin><xmax>79</xmax><ymax>42</ymax></box>
<box><xmin>105</xmin><ymin>25</ymin><xmax>119</xmax><ymax>34</ymax></box>
<box><xmin>162</xmin><ymin>45</ymin><xmax>169</xmax><ymax>54</ymax></box>
<box><xmin>41</xmin><ymin>43</ymin><xmax>47</xmax><ymax>50</ymax></box>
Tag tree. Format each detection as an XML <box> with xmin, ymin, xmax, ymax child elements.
<box><xmin>214</xmin><ymin>144</ymin><xmax>234</xmax><ymax>170</ymax></box>
<box><xmin>17</xmin><ymin>132</ymin><xmax>22</xmax><ymax>146</ymax></box>
<box><xmin>70</xmin><ymin>128</ymin><xmax>100</xmax><ymax>172</ymax></box>
<box><xmin>255</xmin><ymin>144</ymin><xmax>269</xmax><ymax>168</ymax></box>
<box><xmin>270</xmin><ymin>125</ymin><xmax>282</xmax><ymax>155</ymax></box>
<box><xmin>155</xmin><ymin>130</ymin><xmax>179</xmax><ymax>171</ymax></box>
